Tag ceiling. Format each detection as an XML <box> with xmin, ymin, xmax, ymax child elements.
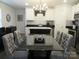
<box><xmin>0</xmin><ymin>0</ymin><xmax>79</xmax><ymax>9</ymax></box>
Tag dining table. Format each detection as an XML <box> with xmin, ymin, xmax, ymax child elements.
<box><xmin>26</xmin><ymin>34</ymin><xmax>63</xmax><ymax>59</ymax></box>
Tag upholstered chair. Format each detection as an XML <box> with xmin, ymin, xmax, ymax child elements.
<box><xmin>2</xmin><ymin>33</ymin><xmax>28</xmax><ymax>59</ymax></box>
<box><xmin>13</xmin><ymin>31</ymin><xmax>26</xmax><ymax>50</ymax></box>
<box><xmin>14</xmin><ymin>31</ymin><xmax>24</xmax><ymax>45</ymax></box>
<box><xmin>55</xmin><ymin>31</ymin><xmax>63</xmax><ymax>44</ymax></box>
<box><xmin>51</xmin><ymin>34</ymin><xmax>73</xmax><ymax>59</ymax></box>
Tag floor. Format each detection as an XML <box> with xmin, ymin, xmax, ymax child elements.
<box><xmin>0</xmin><ymin>51</ymin><xmax>79</xmax><ymax>59</ymax></box>
<box><xmin>0</xmin><ymin>39</ymin><xmax>79</xmax><ymax>59</ymax></box>
<box><xmin>0</xmin><ymin>51</ymin><xmax>7</xmax><ymax>59</ymax></box>
<box><xmin>0</xmin><ymin>38</ymin><xmax>27</xmax><ymax>59</ymax></box>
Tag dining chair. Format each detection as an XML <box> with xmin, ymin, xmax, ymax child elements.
<box><xmin>2</xmin><ymin>33</ymin><xmax>28</xmax><ymax>59</ymax></box>
<box><xmin>55</xmin><ymin>31</ymin><xmax>63</xmax><ymax>44</ymax></box>
<box><xmin>13</xmin><ymin>31</ymin><xmax>27</xmax><ymax>51</ymax></box>
<box><xmin>14</xmin><ymin>31</ymin><xmax>25</xmax><ymax>45</ymax></box>
<box><xmin>51</xmin><ymin>33</ymin><xmax>73</xmax><ymax>59</ymax></box>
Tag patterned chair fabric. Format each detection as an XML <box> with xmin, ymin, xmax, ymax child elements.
<box><xmin>51</xmin><ymin>33</ymin><xmax>73</xmax><ymax>59</ymax></box>
<box><xmin>60</xmin><ymin>34</ymin><xmax>73</xmax><ymax>52</ymax></box>
<box><xmin>55</xmin><ymin>31</ymin><xmax>60</xmax><ymax>42</ymax></box>
<box><xmin>3</xmin><ymin>33</ymin><xmax>16</xmax><ymax>55</ymax></box>
<box><xmin>73</xmin><ymin>32</ymin><xmax>76</xmax><ymax>47</ymax></box>
<box><xmin>14</xmin><ymin>31</ymin><xmax>24</xmax><ymax>45</ymax></box>
<box><xmin>56</xmin><ymin>31</ymin><xmax>63</xmax><ymax>44</ymax></box>
<box><xmin>2</xmin><ymin>33</ymin><xmax>28</xmax><ymax>59</ymax></box>
<box><xmin>14</xmin><ymin>31</ymin><xmax>27</xmax><ymax>51</ymax></box>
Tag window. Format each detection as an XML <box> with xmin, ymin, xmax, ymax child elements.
<box><xmin>0</xmin><ymin>9</ymin><xmax>2</xmax><ymax>27</ymax></box>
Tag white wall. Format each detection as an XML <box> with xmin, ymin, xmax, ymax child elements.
<box><xmin>26</xmin><ymin>8</ymin><xmax>54</xmax><ymax>20</ymax></box>
<box><xmin>25</xmin><ymin>4</ymin><xmax>73</xmax><ymax>37</ymax></box>
<box><xmin>0</xmin><ymin>8</ymin><xmax>2</xmax><ymax>27</ymax></box>
<box><xmin>26</xmin><ymin>8</ymin><xmax>54</xmax><ymax>25</ymax></box>
<box><xmin>72</xmin><ymin>3</ymin><xmax>79</xmax><ymax>18</ymax></box>
<box><xmin>0</xmin><ymin>2</ymin><xmax>16</xmax><ymax>27</ymax></box>
<box><xmin>15</xmin><ymin>9</ymin><xmax>25</xmax><ymax>33</ymax></box>
<box><xmin>54</xmin><ymin>4</ymin><xmax>73</xmax><ymax>36</ymax></box>
<box><xmin>0</xmin><ymin>2</ymin><xmax>26</xmax><ymax>33</ymax></box>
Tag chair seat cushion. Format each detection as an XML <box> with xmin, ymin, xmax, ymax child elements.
<box><xmin>50</xmin><ymin>51</ymin><xmax>67</xmax><ymax>59</ymax></box>
<box><xmin>51</xmin><ymin>51</ymin><xmax>63</xmax><ymax>56</ymax></box>
<box><xmin>13</xmin><ymin>51</ymin><xmax>28</xmax><ymax>58</ymax></box>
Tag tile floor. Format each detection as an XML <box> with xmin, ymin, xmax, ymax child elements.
<box><xmin>0</xmin><ymin>38</ymin><xmax>79</xmax><ymax>59</ymax></box>
<box><xmin>0</xmin><ymin>51</ymin><xmax>79</xmax><ymax>59</ymax></box>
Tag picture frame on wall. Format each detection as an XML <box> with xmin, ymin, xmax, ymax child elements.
<box><xmin>6</xmin><ymin>14</ymin><xmax>11</xmax><ymax>22</ymax></box>
<box><xmin>17</xmin><ymin>15</ymin><xmax>23</xmax><ymax>21</ymax></box>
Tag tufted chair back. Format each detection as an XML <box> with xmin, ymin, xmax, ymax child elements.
<box><xmin>14</xmin><ymin>31</ymin><xmax>23</xmax><ymax>45</ymax></box>
<box><xmin>51</xmin><ymin>33</ymin><xmax>73</xmax><ymax>59</ymax></box>
<box><xmin>2</xmin><ymin>33</ymin><xmax>16</xmax><ymax>56</ymax></box>
<box><xmin>3</xmin><ymin>33</ymin><xmax>28</xmax><ymax>59</ymax></box>
<box><xmin>56</xmin><ymin>31</ymin><xmax>61</xmax><ymax>42</ymax></box>
<box><xmin>60</xmin><ymin>34</ymin><xmax>73</xmax><ymax>54</ymax></box>
<box><xmin>56</xmin><ymin>31</ymin><xmax>63</xmax><ymax>44</ymax></box>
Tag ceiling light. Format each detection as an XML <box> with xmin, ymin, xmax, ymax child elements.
<box><xmin>43</xmin><ymin>3</ymin><xmax>47</xmax><ymax>7</ymax></box>
<box><xmin>33</xmin><ymin>2</ymin><xmax>48</xmax><ymax>11</ymax></box>
<box><xmin>64</xmin><ymin>0</ymin><xmax>67</xmax><ymax>3</ymax></box>
<box><xmin>25</xmin><ymin>3</ymin><xmax>29</xmax><ymax>6</ymax></box>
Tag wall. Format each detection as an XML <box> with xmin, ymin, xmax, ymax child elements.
<box><xmin>0</xmin><ymin>8</ymin><xmax>2</xmax><ymax>27</ymax></box>
<box><xmin>54</xmin><ymin>4</ymin><xmax>73</xmax><ymax>37</ymax></box>
<box><xmin>26</xmin><ymin>8</ymin><xmax>54</xmax><ymax>20</ymax></box>
<box><xmin>14</xmin><ymin>3</ymin><xmax>79</xmax><ymax>39</ymax></box>
<box><xmin>15</xmin><ymin>9</ymin><xmax>25</xmax><ymax>33</ymax></box>
<box><xmin>26</xmin><ymin>8</ymin><xmax>54</xmax><ymax>25</ymax></box>
<box><xmin>0</xmin><ymin>2</ymin><xmax>16</xmax><ymax>27</ymax></box>
<box><xmin>25</xmin><ymin>4</ymin><xmax>73</xmax><ymax>37</ymax></box>
<box><xmin>72</xmin><ymin>3</ymin><xmax>79</xmax><ymax>18</ymax></box>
